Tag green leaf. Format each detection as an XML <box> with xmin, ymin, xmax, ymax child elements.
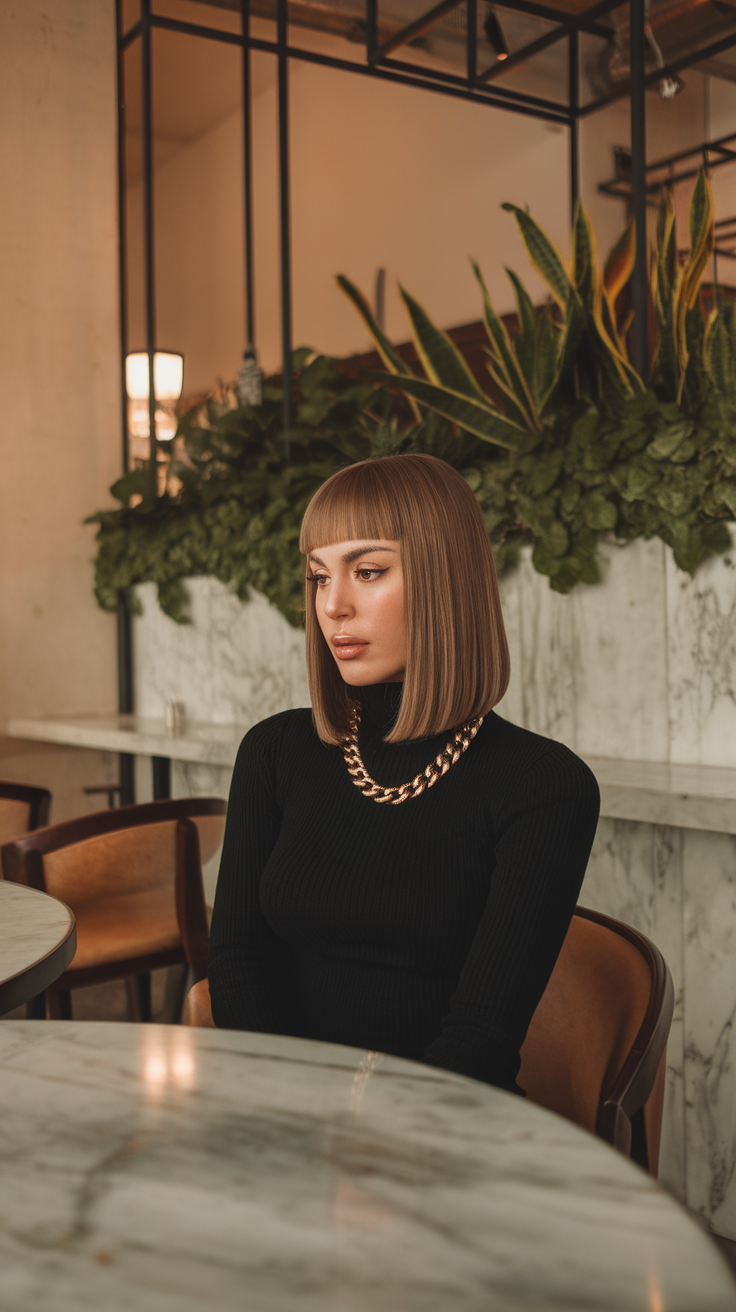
<box><xmin>471</xmin><ymin>260</ymin><xmax>540</xmax><ymax>430</ymax></box>
<box><xmin>505</xmin><ymin>268</ymin><xmax>536</xmax><ymax>340</ymax></box>
<box><xmin>502</xmin><ymin>202</ymin><xmax>572</xmax><ymax>308</ymax></box>
<box><xmin>541</xmin><ymin>519</ymin><xmax>569</xmax><ymax>556</ymax></box>
<box><xmin>582</xmin><ymin>492</ymin><xmax>617</xmax><ymax>531</ymax></box>
<box><xmin>655</xmin><ymin>480</ymin><xmax>696</xmax><ymax>518</ymax></box>
<box><xmin>399</xmin><ymin>286</ymin><xmax>487</xmax><ymax>401</ymax></box>
<box><xmin>525</xmin><ymin>449</ymin><xmax>564</xmax><ymax>496</ymax></box>
<box><xmin>361</xmin><ymin>370</ymin><xmax>521</xmax><ymax>448</ymax></box>
<box><xmin>336</xmin><ymin>275</ymin><xmax>413</xmax><ymax>379</ymax></box>
<box><xmin>570</xmin><ymin>200</ymin><xmax>597</xmax><ymax>311</ymax></box>
<box><xmin>534</xmin><ymin>310</ymin><xmax>560</xmax><ymax>410</ymax></box>
<box><xmin>646</xmin><ymin>421</ymin><xmax>694</xmax><ymax>460</ymax></box>
<box><xmin>717</xmin><ymin>482</ymin><xmax>736</xmax><ymax>517</ymax></box>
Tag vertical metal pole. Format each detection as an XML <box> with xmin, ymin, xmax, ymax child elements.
<box><xmin>115</xmin><ymin>0</ymin><xmax>135</xmax><ymax>806</ymax></box>
<box><xmin>466</xmin><ymin>0</ymin><xmax>477</xmax><ymax>84</ymax></box>
<box><xmin>366</xmin><ymin>0</ymin><xmax>378</xmax><ymax>62</ymax></box>
<box><xmin>117</xmin><ymin>592</ymin><xmax>135</xmax><ymax>805</ymax></box>
<box><xmin>277</xmin><ymin>0</ymin><xmax>292</xmax><ymax>453</ymax></box>
<box><xmin>568</xmin><ymin>29</ymin><xmax>579</xmax><ymax>224</ymax></box>
<box><xmin>141</xmin><ymin>0</ymin><xmax>158</xmax><ymax>481</ymax></box>
<box><xmin>241</xmin><ymin>0</ymin><xmax>256</xmax><ymax>348</ymax></box>
<box><xmin>116</xmin><ymin>0</ymin><xmax>130</xmax><ymax>475</ymax></box>
<box><xmin>630</xmin><ymin>0</ymin><xmax>649</xmax><ymax>378</ymax></box>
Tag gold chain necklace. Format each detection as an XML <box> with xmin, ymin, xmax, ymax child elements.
<box><xmin>341</xmin><ymin>705</ymin><xmax>483</xmax><ymax>805</ymax></box>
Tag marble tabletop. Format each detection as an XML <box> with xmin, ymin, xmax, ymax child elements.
<box><xmin>10</xmin><ymin>713</ymin><xmax>736</xmax><ymax>834</ymax></box>
<box><xmin>0</xmin><ymin>882</ymin><xmax>76</xmax><ymax>1016</ymax></box>
<box><xmin>0</xmin><ymin>1022</ymin><xmax>733</xmax><ymax>1311</ymax></box>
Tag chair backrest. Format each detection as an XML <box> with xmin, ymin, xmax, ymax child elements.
<box><xmin>1</xmin><ymin>798</ymin><xmax>226</xmax><ymax>980</ymax></box>
<box><xmin>0</xmin><ymin>781</ymin><xmax>51</xmax><ymax>847</ymax></box>
<box><xmin>518</xmin><ymin>905</ymin><xmax>674</xmax><ymax>1176</ymax></box>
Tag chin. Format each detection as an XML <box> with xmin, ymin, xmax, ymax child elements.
<box><xmin>336</xmin><ymin>667</ymin><xmax>403</xmax><ymax>686</ymax></box>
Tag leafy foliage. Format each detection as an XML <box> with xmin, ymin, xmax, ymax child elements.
<box><xmin>337</xmin><ymin>168</ymin><xmax>736</xmax><ymax>592</ymax></box>
<box><xmin>89</xmin><ymin>169</ymin><xmax>736</xmax><ymax>625</ymax></box>
<box><xmin>88</xmin><ymin>352</ymin><xmax>503</xmax><ymax>625</ymax></box>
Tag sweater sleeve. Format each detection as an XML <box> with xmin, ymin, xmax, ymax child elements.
<box><xmin>207</xmin><ymin>715</ymin><xmax>300</xmax><ymax>1033</ymax></box>
<box><xmin>422</xmin><ymin>743</ymin><xmax>600</xmax><ymax>1092</ymax></box>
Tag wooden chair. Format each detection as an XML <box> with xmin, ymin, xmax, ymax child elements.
<box><xmin>185</xmin><ymin>905</ymin><xmax>673</xmax><ymax>1178</ymax></box>
<box><xmin>519</xmin><ymin>905</ymin><xmax>674</xmax><ymax>1177</ymax></box>
<box><xmin>1</xmin><ymin>798</ymin><xmax>226</xmax><ymax>1020</ymax></box>
<box><xmin>0</xmin><ymin>781</ymin><xmax>51</xmax><ymax>846</ymax></box>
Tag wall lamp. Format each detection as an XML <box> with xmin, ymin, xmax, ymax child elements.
<box><xmin>483</xmin><ymin>8</ymin><xmax>508</xmax><ymax>61</ymax></box>
<box><xmin>125</xmin><ymin>351</ymin><xmax>184</xmax><ymax>443</ymax></box>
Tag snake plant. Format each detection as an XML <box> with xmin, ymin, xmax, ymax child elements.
<box><xmin>338</xmin><ymin>167</ymin><xmax>736</xmax><ymax>591</ymax></box>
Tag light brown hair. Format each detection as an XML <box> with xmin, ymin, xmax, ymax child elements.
<box><xmin>299</xmin><ymin>453</ymin><xmax>510</xmax><ymax>744</ymax></box>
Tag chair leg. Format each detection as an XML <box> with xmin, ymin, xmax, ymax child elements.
<box><xmin>630</xmin><ymin>1106</ymin><xmax>650</xmax><ymax>1172</ymax></box>
<box><xmin>46</xmin><ymin>987</ymin><xmax>72</xmax><ymax>1019</ymax></box>
<box><xmin>160</xmin><ymin>963</ymin><xmax>189</xmax><ymax>1024</ymax></box>
<box><xmin>135</xmin><ymin>972</ymin><xmax>152</xmax><ymax>1022</ymax></box>
<box><xmin>29</xmin><ymin>992</ymin><xmax>46</xmax><ymax>1019</ymax></box>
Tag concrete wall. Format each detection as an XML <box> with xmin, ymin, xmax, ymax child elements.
<box><xmin>0</xmin><ymin>2</ymin><xmax>121</xmax><ymax>822</ymax></box>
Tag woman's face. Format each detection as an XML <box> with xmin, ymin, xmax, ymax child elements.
<box><xmin>308</xmin><ymin>539</ymin><xmax>406</xmax><ymax>685</ymax></box>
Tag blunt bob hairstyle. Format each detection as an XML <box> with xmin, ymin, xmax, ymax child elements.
<box><xmin>299</xmin><ymin>453</ymin><xmax>510</xmax><ymax>745</ymax></box>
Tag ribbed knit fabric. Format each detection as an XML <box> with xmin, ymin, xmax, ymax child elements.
<box><xmin>208</xmin><ymin>683</ymin><xmax>600</xmax><ymax>1092</ymax></box>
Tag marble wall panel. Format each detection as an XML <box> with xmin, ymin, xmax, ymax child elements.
<box><xmin>582</xmin><ymin>818</ymin><xmax>686</xmax><ymax>1202</ymax></box>
<box><xmin>494</xmin><ymin>561</ymin><xmax>524</xmax><ymax>729</ymax></box>
<box><xmin>666</xmin><ymin>551</ymin><xmax>736</xmax><ymax>768</ymax></box>
<box><xmin>504</xmin><ymin>552</ymin><xmax>578</xmax><ymax>748</ymax></box>
<box><xmin>570</xmin><ymin>539</ymin><xmax>670</xmax><ymax>762</ymax></box>
<box><xmin>498</xmin><ymin>539</ymin><xmax>671</xmax><ymax>761</ymax></box>
<box><xmin>133</xmin><ymin>579</ymin><xmax>310</xmax><ymax>725</ymax></box>
<box><xmin>681</xmin><ymin>829</ymin><xmax>736</xmax><ymax>1238</ymax></box>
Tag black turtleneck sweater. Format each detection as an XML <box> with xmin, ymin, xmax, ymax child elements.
<box><xmin>208</xmin><ymin>685</ymin><xmax>600</xmax><ymax>1091</ymax></box>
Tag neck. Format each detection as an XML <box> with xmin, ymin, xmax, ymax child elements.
<box><xmin>357</xmin><ymin>681</ymin><xmax>404</xmax><ymax>737</ymax></box>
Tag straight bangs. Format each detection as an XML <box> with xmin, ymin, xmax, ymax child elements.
<box><xmin>301</xmin><ymin>454</ymin><xmax>510</xmax><ymax>747</ymax></box>
<box><xmin>299</xmin><ymin>463</ymin><xmax>401</xmax><ymax>557</ymax></box>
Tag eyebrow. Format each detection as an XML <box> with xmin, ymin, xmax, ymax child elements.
<box><xmin>309</xmin><ymin>545</ymin><xmax>396</xmax><ymax>567</ymax></box>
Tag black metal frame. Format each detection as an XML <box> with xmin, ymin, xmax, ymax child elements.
<box><xmin>116</xmin><ymin>0</ymin><xmax>736</xmax><ymax>449</ymax></box>
<box><xmin>114</xmin><ymin>0</ymin><xmax>736</xmax><ymax>791</ymax></box>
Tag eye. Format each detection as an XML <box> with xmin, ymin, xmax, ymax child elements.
<box><xmin>356</xmin><ymin>567</ymin><xmax>387</xmax><ymax>582</ymax></box>
<box><xmin>308</xmin><ymin>573</ymin><xmax>329</xmax><ymax>587</ymax></box>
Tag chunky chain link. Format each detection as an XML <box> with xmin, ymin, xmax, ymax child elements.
<box><xmin>341</xmin><ymin>706</ymin><xmax>483</xmax><ymax>805</ymax></box>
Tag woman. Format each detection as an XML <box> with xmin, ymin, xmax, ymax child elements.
<box><xmin>208</xmin><ymin>454</ymin><xmax>599</xmax><ymax>1092</ymax></box>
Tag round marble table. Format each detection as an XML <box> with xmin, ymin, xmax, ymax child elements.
<box><xmin>0</xmin><ymin>881</ymin><xmax>76</xmax><ymax>1016</ymax></box>
<box><xmin>0</xmin><ymin>1023</ymin><xmax>734</xmax><ymax>1312</ymax></box>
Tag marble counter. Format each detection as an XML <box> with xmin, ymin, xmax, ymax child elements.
<box><xmin>12</xmin><ymin>715</ymin><xmax>736</xmax><ymax>834</ymax></box>
<box><xmin>0</xmin><ymin>882</ymin><xmax>76</xmax><ymax>1016</ymax></box>
<box><xmin>7</xmin><ymin>713</ymin><xmax>246</xmax><ymax>769</ymax></box>
<box><xmin>0</xmin><ymin>1022</ymin><xmax>733</xmax><ymax>1312</ymax></box>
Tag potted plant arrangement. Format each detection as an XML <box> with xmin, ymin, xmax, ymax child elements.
<box><xmin>89</xmin><ymin>168</ymin><xmax>736</xmax><ymax>627</ymax></box>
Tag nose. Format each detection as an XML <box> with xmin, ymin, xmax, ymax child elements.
<box><xmin>323</xmin><ymin>576</ymin><xmax>353</xmax><ymax>620</ymax></box>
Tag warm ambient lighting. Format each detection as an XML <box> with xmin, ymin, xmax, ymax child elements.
<box><xmin>126</xmin><ymin>351</ymin><xmax>184</xmax><ymax>443</ymax></box>
<box><xmin>141</xmin><ymin>1028</ymin><xmax>197</xmax><ymax>1099</ymax></box>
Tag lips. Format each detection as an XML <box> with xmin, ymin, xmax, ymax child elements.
<box><xmin>331</xmin><ymin>635</ymin><xmax>369</xmax><ymax>660</ymax></box>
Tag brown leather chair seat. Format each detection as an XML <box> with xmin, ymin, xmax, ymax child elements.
<box><xmin>519</xmin><ymin>906</ymin><xmax>673</xmax><ymax>1175</ymax></box>
<box><xmin>1</xmin><ymin>798</ymin><xmax>226</xmax><ymax>1019</ymax></box>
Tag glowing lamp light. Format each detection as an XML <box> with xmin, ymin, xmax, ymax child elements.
<box><xmin>125</xmin><ymin>351</ymin><xmax>184</xmax><ymax>442</ymax></box>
